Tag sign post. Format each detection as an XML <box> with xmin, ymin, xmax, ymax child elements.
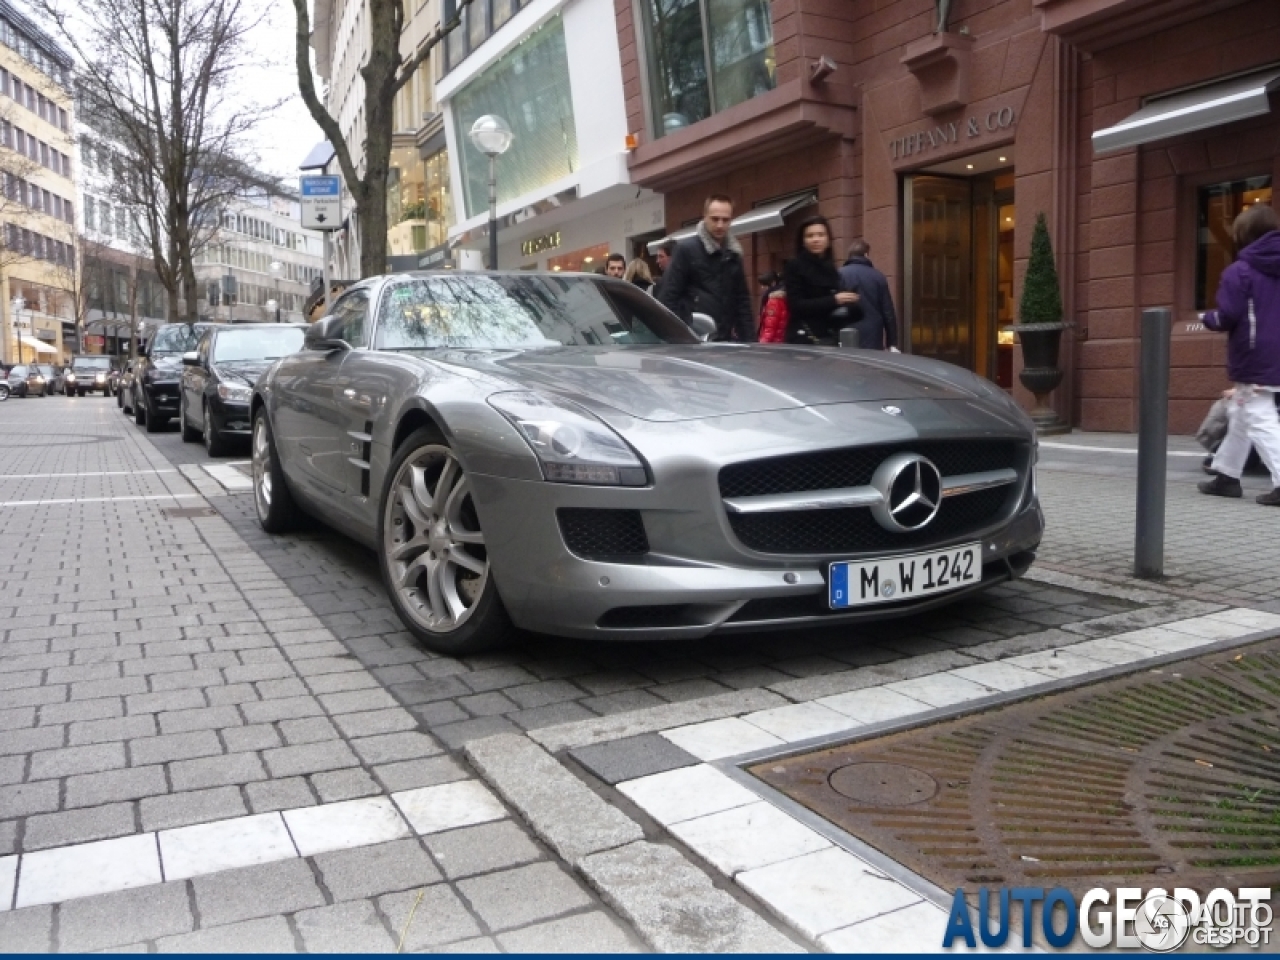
<box><xmin>301</xmin><ymin>175</ymin><xmax>343</xmax><ymax>316</ymax></box>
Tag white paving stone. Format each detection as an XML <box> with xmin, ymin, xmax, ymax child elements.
<box><xmin>885</xmin><ymin>673</ymin><xmax>995</xmax><ymax>709</ymax></box>
<box><xmin>159</xmin><ymin>812</ymin><xmax>297</xmax><ymax>880</ymax></box>
<box><xmin>0</xmin><ymin>854</ymin><xmax>15</xmax><ymax>911</ymax></box>
<box><xmin>17</xmin><ymin>834</ymin><xmax>162</xmax><ymax>908</ymax></box>
<box><xmin>949</xmin><ymin>661</ymin><xmax>1048</xmax><ymax>693</ymax></box>
<box><xmin>738</xmin><ymin>846</ymin><xmax>921</xmax><ymax>939</ymax></box>
<box><xmin>819</xmin><ymin>900</ymin><xmax>952</xmax><ymax>953</ymax></box>
<box><xmin>1204</xmin><ymin>608</ymin><xmax>1280</xmax><ymax>631</ymax></box>
<box><xmin>742</xmin><ymin>702</ymin><xmax>859</xmax><ymax>743</ymax></box>
<box><xmin>392</xmin><ymin>780</ymin><xmax>506</xmax><ymax>835</ymax></box>
<box><xmin>282</xmin><ymin>796</ymin><xmax>411</xmax><ymax>857</ymax></box>
<box><xmin>660</xmin><ymin>717</ymin><xmax>785</xmax><ymax>761</ymax></box>
<box><xmin>617</xmin><ymin>764</ymin><xmax>758</xmax><ymax>825</ymax></box>
<box><xmin>1004</xmin><ymin>648</ymin><xmax>1111</xmax><ymax>680</ymax></box>
<box><xmin>668</xmin><ymin>801</ymin><xmax>830</xmax><ymax>876</ymax></box>
<box><xmin>1065</xmin><ymin>637</ymin><xmax>1162</xmax><ymax>665</ymax></box>
<box><xmin>817</xmin><ymin>686</ymin><xmax>931</xmax><ymax>724</ymax></box>
<box><xmin>1158</xmin><ymin>616</ymin><xmax>1251</xmax><ymax>641</ymax></box>
<box><xmin>1116</xmin><ymin>626</ymin><xmax>1218</xmax><ymax>654</ymax></box>
<box><xmin>204</xmin><ymin>464</ymin><xmax>253</xmax><ymax>491</ymax></box>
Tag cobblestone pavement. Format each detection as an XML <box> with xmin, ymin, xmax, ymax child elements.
<box><xmin>3</xmin><ymin>397</ymin><xmax>1273</xmax><ymax>952</ymax></box>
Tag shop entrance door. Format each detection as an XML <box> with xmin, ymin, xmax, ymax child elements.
<box><xmin>904</xmin><ymin>168</ymin><xmax>1016</xmax><ymax>387</ymax></box>
<box><xmin>905</xmin><ymin>175</ymin><xmax>973</xmax><ymax>370</ymax></box>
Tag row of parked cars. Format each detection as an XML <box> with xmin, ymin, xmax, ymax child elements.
<box><xmin>118</xmin><ymin>321</ymin><xmax>307</xmax><ymax>456</ymax></box>
<box><xmin>0</xmin><ymin>355</ymin><xmax>118</xmax><ymax>400</ymax></box>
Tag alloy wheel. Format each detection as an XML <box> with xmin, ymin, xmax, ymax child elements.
<box><xmin>252</xmin><ymin>416</ymin><xmax>272</xmax><ymax>512</ymax></box>
<box><xmin>384</xmin><ymin>445</ymin><xmax>488</xmax><ymax>634</ymax></box>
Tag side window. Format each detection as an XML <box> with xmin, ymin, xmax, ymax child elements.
<box><xmin>330</xmin><ymin>290</ymin><xmax>370</xmax><ymax>348</ymax></box>
<box><xmin>197</xmin><ymin>331</ymin><xmax>212</xmax><ymax>364</ymax></box>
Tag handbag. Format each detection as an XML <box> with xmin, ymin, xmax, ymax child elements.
<box><xmin>1195</xmin><ymin>397</ymin><xmax>1230</xmax><ymax>452</ymax></box>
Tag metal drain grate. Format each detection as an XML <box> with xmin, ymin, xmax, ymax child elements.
<box><xmin>161</xmin><ymin>506</ymin><xmax>218</xmax><ymax>519</ymax></box>
<box><xmin>751</xmin><ymin>637</ymin><xmax>1280</xmax><ymax>892</ymax></box>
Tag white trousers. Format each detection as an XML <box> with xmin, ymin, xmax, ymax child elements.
<box><xmin>1211</xmin><ymin>385</ymin><xmax>1280</xmax><ymax>488</ymax></box>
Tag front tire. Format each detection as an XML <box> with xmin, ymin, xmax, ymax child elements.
<box><xmin>0</xmin><ymin>384</ymin><xmax>8</xmax><ymax>401</ymax></box>
<box><xmin>133</xmin><ymin>389</ymin><xmax>146</xmax><ymax>425</ymax></box>
<box><xmin>203</xmin><ymin>401</ymin><xmax>228</xmax><ymax>456</ymax></box>
<box><xmin>378</xmin><ymin>428</ymin><xmax>513</xmax><ymax>655</ymax></box>
<box><xmin>144</xmin><ymin>394</ymin><xmax>165</xmax><ymax>432</ymax></box>
<box><xmin>180</xmin><ymin>394</ymin><xmax>200</xmax><ymax>442</ymax></box>
<box><xmin>252</xmin><ymin>408</ymin><xmax>300</xmax><ymax>533</ymax></box>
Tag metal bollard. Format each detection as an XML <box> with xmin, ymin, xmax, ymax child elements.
<box><xmin>1134</xmin><ymin>307</ymin><xmax>1171</xmax><ymax>579</ymax></box>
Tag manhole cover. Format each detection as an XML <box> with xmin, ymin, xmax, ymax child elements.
<box><xmin>162</xmin><ymin>506</ymin><xmax>217</xmax><ymax>519</ymax></box>
<box><xmin>828</xmin><ymin>762</ymin><xmax>938</xmax><ymax>805</ymax></box>
<box><xmin>751</xmin><ymin>636</ymin><xmax>1280</xmax><ymax>895</ymax></box>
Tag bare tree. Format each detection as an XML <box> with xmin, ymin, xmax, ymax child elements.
<box><xmin>36</xmin><ymin>0</ymin><xmax>276</xmax><ymax>323</ymax></box>
<box><xmin>290</xmin><ymin>0</ymin><xmax>474</xmax><ymax>280</ymax></box>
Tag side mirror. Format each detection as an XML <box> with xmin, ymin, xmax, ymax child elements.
<box><xmin>689</xmin><ymin>312</ymin><xmax>716</xmax><ymax>342</ymax></box>
<box><xmin>181</xmin><ymin>351</ymin><xmax>200</xmax><ymax>367</ymax></box>
<box><xmin>304</xmin><ymin>315</ymin><xmax>350</xmax><ymax>352</ymax></box>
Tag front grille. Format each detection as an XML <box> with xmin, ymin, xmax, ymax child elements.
<box><xmin>719</xmin><ymin>440</ymin><xmax>1021</xmax><ymax>499</ymax></box>
<box><xmin>557</xmin><ymin>508</ymin><xmax>649</xmax><ymax>560</ymax></box>
<box><xmin>728</xmin><ymin>485</ymin><xmax>1012</xmax><ymax>555</ymax></box>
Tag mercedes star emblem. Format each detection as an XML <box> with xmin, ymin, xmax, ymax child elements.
<box><xmin>882</xmin><ymin>405</ymin><xmax>903</xmax><ymax>416</ymax></box>
<box><xmin>869</xmin><ymin>453</ymin><xmax>943</xmax><ymax>532</ymax></box>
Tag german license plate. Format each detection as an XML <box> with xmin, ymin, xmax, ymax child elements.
<box><xmin>829</xmin><ymin>544</ymin><xmax>981</xmax><ymax>608</ymax></box>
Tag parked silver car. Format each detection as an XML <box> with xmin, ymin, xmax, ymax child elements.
<box><xmin>251</xmin><ymin>272</ymin><xmax>1042</xmax><ymax>654</ymax></box>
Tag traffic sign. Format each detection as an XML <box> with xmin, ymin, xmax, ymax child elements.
<box><xmin>300</xmin><ymin>175</ymin><xmax>342</xmax><ymax>231</ymax></box>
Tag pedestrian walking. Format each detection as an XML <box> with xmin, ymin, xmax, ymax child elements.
<box><xmin>783</xmin><ymin>215</ymin><xmax>859</xmax><ymax>344</ymax></box>
<box><xmin>657</xmin><ymin>195</ymin><xmax>755</xmax><ymax>342</ymax></box>
<box><xmin>652</xmin><ymin>240</ymin><xmax>675</xmax><ymax>300</ymax></box>
<box><xmin>625</xmin><ymin>258</ymin><xmax>654</xmax><ymax>293</ymax></box>
<box><xmin>839</xmin><ymin>240</ymin><xmax>900</xmax><ymax>351</ymax></box>
<box><xmin>604</xmin><ymin>253</ymin><xmax>627</xmax><ymax>279</ymax></box>
<box><xmin>1198</xmin><ymin>203</ymin><xmax>1280</xmax><ymax>505</ymax></box>
<box><xmin>757</xmin><ymin>270</ymin><xmax>782</xmax><ymax>318</ymax></box>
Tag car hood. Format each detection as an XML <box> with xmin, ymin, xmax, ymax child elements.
<box><xmin>149</xmin><ymin>355</ymin><xmax>184</xmax><ymax>376</ymax></box>
<box><xmin>427</xmin><ymin>345</ymin><xmax>978</xmax><ymax>422</ymax></box>
<box><xmin>213</xmin><ymin>361</ymin><xmax>272</xmax><ymax>388</ymax></box>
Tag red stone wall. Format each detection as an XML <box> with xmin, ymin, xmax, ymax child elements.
<box><xmin>1076</xmin><ymin>0</ymin><xmax>1280</xmax><ymax>433</ymax></box>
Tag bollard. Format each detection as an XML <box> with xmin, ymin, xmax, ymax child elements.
<box><xmin>1134</xmin><ymin>307</ymin><xmax>1171</xmax><ymax>578</ymax></box>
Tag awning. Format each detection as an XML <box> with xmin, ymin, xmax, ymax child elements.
<box><xmin>20</xmin><ymin>335</ymin><xmax>56</xmax><ymax>354</ymax></box>
<box><xmin>1092</xmin><ymin>68</ymin><xmax>1280</xmax><ymax>155</ymax></box>
<box><xmin>647</xmin><ymin>191</ymin><xmax>818</xmax><ymax>254</ymax></box>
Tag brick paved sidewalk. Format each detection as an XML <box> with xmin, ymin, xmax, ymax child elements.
<box><xmin>0</xmin><ymin>400</ymin><xmax>645</xmax><ymax>952</ymax></box>
<box><xmin>6</xmin><ymin>401</ymin><xmax>1278</xmax><ymax>953</ymax></box>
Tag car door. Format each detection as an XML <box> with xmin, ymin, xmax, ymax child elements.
<box><xmin>274</xmin><ymin>289</ymin><xmax>371</xmax><ymax>502</ymax></box>
<box><xmin>183</xmin><ymin>332</ymin><xmax>210</xmax><ymax>428</ymax></box>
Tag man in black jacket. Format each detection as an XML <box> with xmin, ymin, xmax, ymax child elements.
<box><xmin>657</xmin><ymin>195</ymin><xmax>755</xmax><ymax>342</ymax></box>
<box><xmin>838</xmin><ymin>240</ymin><xmax>900</xmax><ymax>351</ymax></box>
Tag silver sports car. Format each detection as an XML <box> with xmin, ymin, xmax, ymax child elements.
<box><xmin>251</xmin><ymin>272</ymin><xmax>1042</xmax><ymax>654</ymax></box>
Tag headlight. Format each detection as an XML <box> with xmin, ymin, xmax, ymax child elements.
<box><xmin>65</xmin><ymin>372</ymin><xmax>76</xmax><ymax>381</ymax></box>
<box><xmin>95</xmin><ymin>373</ymin><xmax>106</xmax><ymax>382</ymax></box>
<box><xmin>34</xmin><ymin>376</ymin><xmax>44</xmax><ymax>382</ymax></box>
<box><xmin>216</xmin><ymin>382</ymin><xmax>252</xmax><ymax>402</ymax></box>
<box><xmin>489</xmin><ymin>391</ymin><xmax>647</xmax><ymax>486</ymax></box>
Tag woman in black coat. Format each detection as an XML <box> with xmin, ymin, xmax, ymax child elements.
<box><xmin>783</xmin><ymin>215</ymin><xmax>860</xmax><ymax>343</ymax></box>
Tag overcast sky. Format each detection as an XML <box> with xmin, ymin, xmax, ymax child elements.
<box><xmin>239</xmin><ymin>0</ymin><xmax>327</xmax><ymax>183</ymax></box>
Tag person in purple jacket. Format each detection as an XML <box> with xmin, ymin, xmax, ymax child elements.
<box><xmin>1199</xmin><ymin>203</ymin><xmax>1280</xmax><ymax>506</ymax></box>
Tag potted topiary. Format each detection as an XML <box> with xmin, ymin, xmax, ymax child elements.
<box><xmin>1009</xmin><ymin>212</ymin><xmax>1070</xmax><ymax>433</ymax></box>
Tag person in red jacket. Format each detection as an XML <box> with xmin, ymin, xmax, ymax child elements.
<box><xmin>758</xmin><ymin>286</ymin><xmax>789</xmax><ymax>343</ymax></box>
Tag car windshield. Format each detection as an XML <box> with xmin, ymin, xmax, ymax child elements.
<box><xmin>150</xmin><ymin>324</ymin><xmax>204</xmax><ymax>356</ymax></box>
<box><xmin>213</xmin><ymin>327</ymin><xmax>305</xmax><ymax>363</ymax></box>
<box><xmin>374</xmin><ymin>275</ymin><xmax>697</xmax><ymax>350</ymax></box>
<box><xmin>73</xmin><ymin>357</ymin><xmax>111</xmax><ymax>370</ymax></box>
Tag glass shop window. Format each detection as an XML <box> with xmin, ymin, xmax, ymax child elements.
<box><xmin>1196</xmin><ymin>176</ymin><xmax>1273</xmax><ymax>310</ymax></box>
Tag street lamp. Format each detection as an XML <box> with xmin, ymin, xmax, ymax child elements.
<box><xmin>468</xmin><ymin>114</ymin><xmax>513</xmax><ymax>270</ymax></box>
<box><xmin>268</xmin><ymin>261</ymin><xmax>283</xmax><ymax>322</ymax></box>
<box><xmin>11</xmin><ymin>296</ymin><xmax>25</xmax><ymax>364</ymax></box>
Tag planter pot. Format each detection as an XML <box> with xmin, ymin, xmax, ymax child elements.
<box><xmin>1008</xmin><ymin>321</ymin><xmax>1070</xmax><ymax>434</ymax></box>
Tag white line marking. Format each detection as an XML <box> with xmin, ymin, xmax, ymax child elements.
<box><xmin>0</xmin><ymin>493</ymin><xmax>204</xmax><ymax>507</ymax></box>
<box><xmin>0</xmin><ymin>470</ymin><xmax>179</xmax><ymax>479</ymax></box>
<box><xmin>1039</xmin><ymin>441</ymin><xmax>1204</xmax><ymax>457</ymax></box>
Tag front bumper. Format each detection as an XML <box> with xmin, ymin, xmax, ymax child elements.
<box><xmin>208</xmin><ymin>396</ymin><xmax>252</xmax><ymax>436</ymax></box>
<box><xmin>470</xmin><ymin>472</ymin><xmax>1044</xmax><ymax>642</ymax></box>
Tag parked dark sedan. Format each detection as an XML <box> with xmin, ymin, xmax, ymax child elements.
<box><xmin>181</xmin><ymin>323</ymin><xmax>306</xmax><ymax>455</ymax></box>
<box><xmin>64</xmin><ymin>355</ymin><xmax>113</xmax><ymax>396</ymax></box>
<box><xmin>130</xmin><ymin>323</ymin><xmax>215</xmax><ymax>432</ymax></box>
<box><xmin>5</xmin><ymin>363</ymin><xmax>48</xmax><ymax>397</ymax></box>
<box><xmin>251</xmin><ymin>272</ymin><xmax>1042</xmax><ymax>654</ymax></box>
